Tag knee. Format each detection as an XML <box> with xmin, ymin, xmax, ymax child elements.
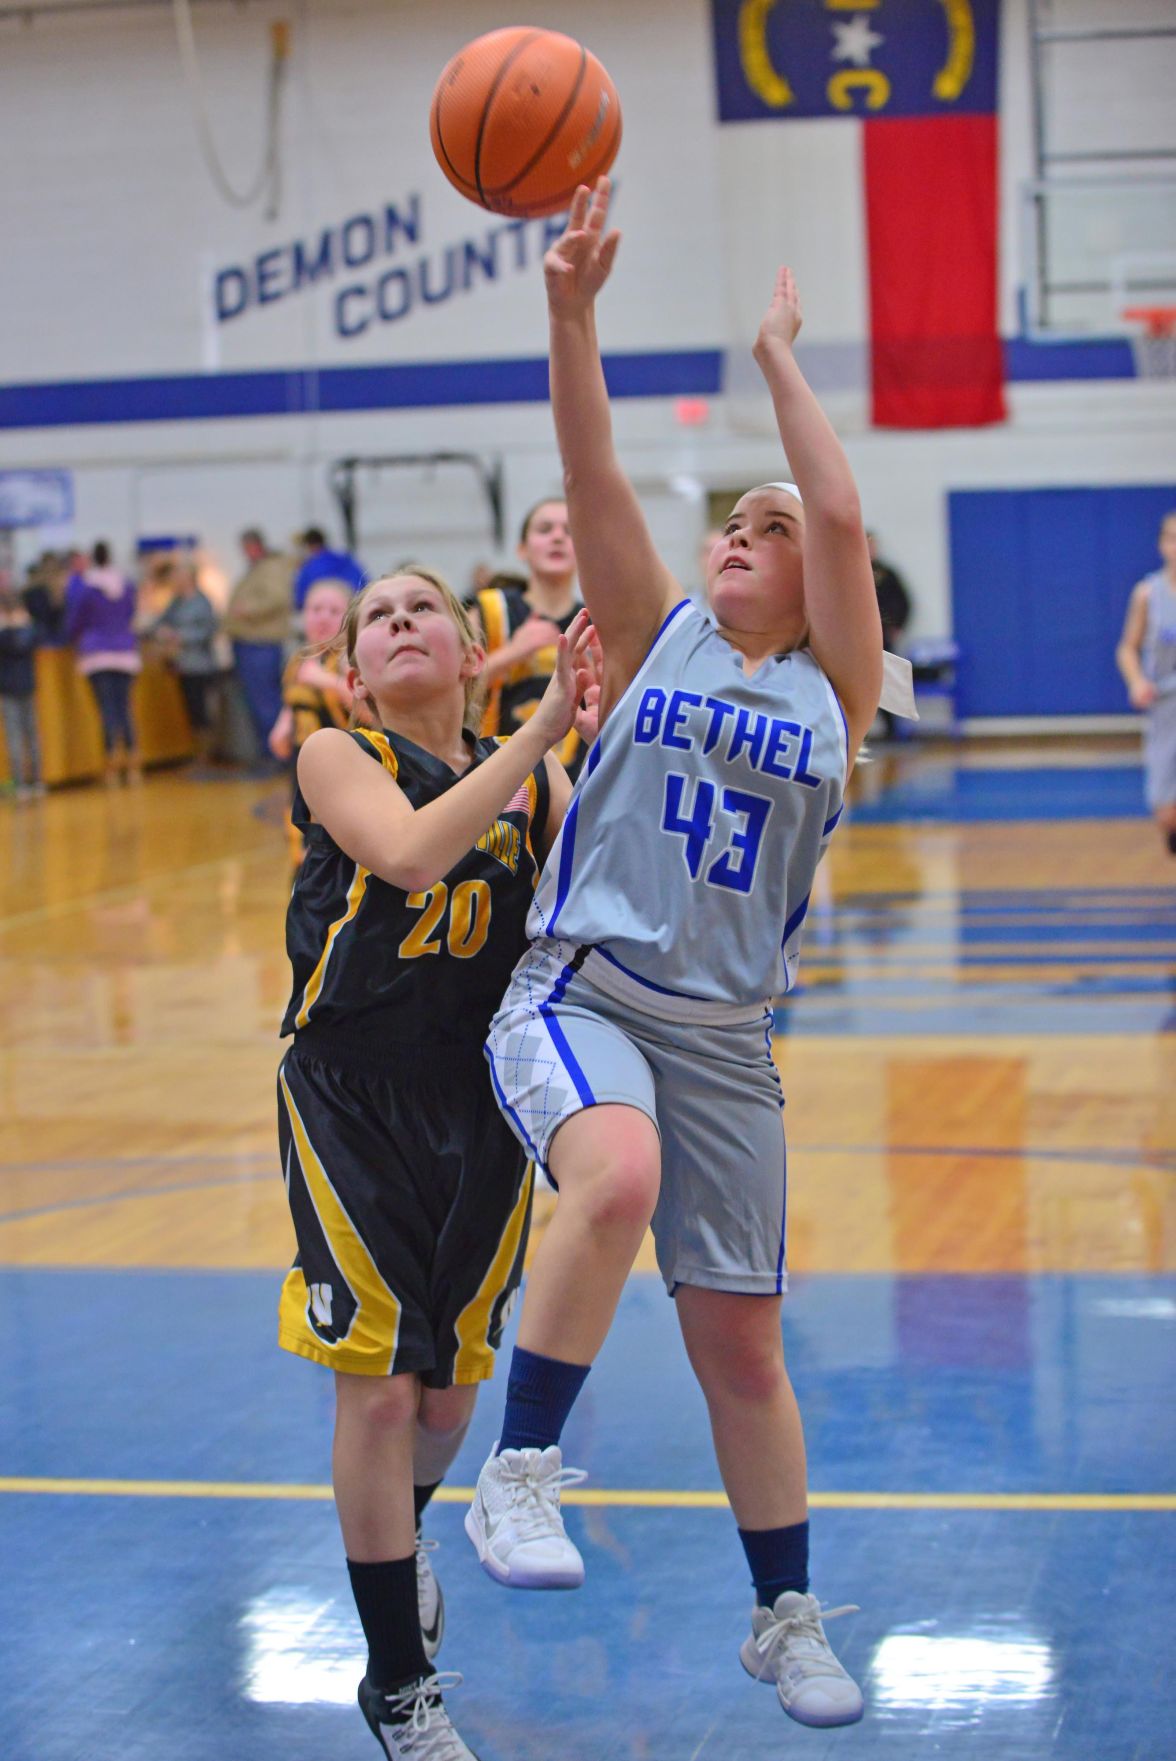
<box><xmin>416</xmin><ymin>1389</ymin><xmax>474</xmax><ymax>1442</ymax></box>
<box><xmin>339</xmin><ymin>1375</ymin><xmax>418</xmax><ymax>1435</ymax></box>
<box><xmin>720</xmin><ymin>1341</ymin><xmax>789</xmax><ymax>1405</ymax></box>
<box><xmin>693</xmin><ymin>1327</ymin><xmax>787</xmax><ymax>1406</ymax></box>
<box><xmin>580</xmin><ymin>1148</ymin><xmax>660</xmax><ymax>1235</ymax></box>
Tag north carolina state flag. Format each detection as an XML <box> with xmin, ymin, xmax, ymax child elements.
<box><xmin>711</xmin><ymin>0</ymin><xmax>1006</xmax><ymax>429</ymax></box>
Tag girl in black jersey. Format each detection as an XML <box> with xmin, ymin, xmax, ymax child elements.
<box><xmin>278</xmin><ymin>564</ymin><xmax>596</xmax><ymax>1761</ymax></box>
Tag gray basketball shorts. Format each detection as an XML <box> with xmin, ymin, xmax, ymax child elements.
<box><xmin>485</xmin><ymin>939</ymin><xmax>790</xmax><ymax>1296</ymax></box>
<box><xmin>1143</xmin><ymin>690</ymin><xmax>1176</xmax><ymax>810</ymax></box>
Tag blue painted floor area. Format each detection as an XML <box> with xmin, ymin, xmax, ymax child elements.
<box><xmin>2</xmin><ymin>1270</ymin><xmax>1173</xmax><ymax>1760</ymax></box>
<box><xmin>848</xmin><ymin>763</ymin><xmax>1149</xmax><ymax>824</ymax></box>
<box><xmin>781</xmin><ymin>885</ymin><xmax>1176</xmax><ymax>1036</ymax></box>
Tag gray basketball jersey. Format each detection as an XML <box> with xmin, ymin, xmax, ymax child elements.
<box><xmin>1142</xmin><ymin>570</ymin><xmax>1176</xmax><ymax>696</ymax></box>
<box><xmin>529</xmin><ymin>598</ymin><xmax>848</xmax><ymax>1018</ymax></box>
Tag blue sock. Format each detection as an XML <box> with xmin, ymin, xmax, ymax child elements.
<box><xmin>738</xmin><ymin>1520</ymin><xmax>810</xmax><ymax>1608</ymax></box>
<box><xmin>496</xmin><ymin>1346</ymin><xmax>590</xmax><ymax>1454</ymax></box>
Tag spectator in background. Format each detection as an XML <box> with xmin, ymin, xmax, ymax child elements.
<box><xmin>65</xmin><ymin>541</ymin><xmax>142</xmax><ymax>786</ymax></box>
<box><xmin>472</xmin><ymin>499</ymin><xmax>586</xmax><ymax>779</ymax></box>
<box><xmin>868</xmin><ymin>530</ymin><xmax>912</xmax><ymax>740</ymax></box>
<box><xmin>292</xmin><ymin>526</ymin><xmax>365</xmax><ymax>612</ymax></box>
<box><xmin>224</xmin><ymin>528</ymin><xmax>293</xmax><ymax>765</ymax></box>
<box><xmin>0</xmin><ymin>573</ymin><xmax>44</xmax><ymax>799</ymax></box>
<box><xmin>142</xmin><ymin>559</ymin><xmax>220</xmax><ymax>767</ymax></box>
<box><xmin>22</xmin><ymin>552</ymin><xmax>69</xmax><ymax>645</ymax></box>
<box><xmin>269</xmin><ymin>577</ymin><xmax>355</xmax><ymax>870</ymax></box>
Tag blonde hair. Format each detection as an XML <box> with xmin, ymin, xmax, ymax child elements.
<box><xmin>329</xmin><ymin>566</ymin><xmax>486</xmax><ymax>731</ymax></box>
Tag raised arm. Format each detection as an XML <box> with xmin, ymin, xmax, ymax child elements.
<box><xmin>546</xmin><ymin>179</ymin><xmax>679</xmax><ymax>697</ymax></box>
<box><xmin>297</xmin><ymin>615</ymin><xmax>593</xmax><ymax>892</ymax></box>
<box><xmin>753</xmin><ymin>269</ymin><xmax>883</xmax><ymax>755</ymax></box>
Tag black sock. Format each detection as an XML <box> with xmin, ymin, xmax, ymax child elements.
<box><xmin>413</xmin><ymin>1481</ymin><xmax>441</xmax><ymax>1528</ymax></box>
<box><xmin>738</xmin><ymin>1519</ymin><xmax>811</xmax><ymax>1607</ymax></box>
<box><xmin>1167</xmin><ymin>828</ymin><xmax>1176</xmax><ymax>855</ymax></box>
<box><xmin>347</xmin><ymin>1556</ymin><xmax>428</xmax><ymax>1697</ymax></box>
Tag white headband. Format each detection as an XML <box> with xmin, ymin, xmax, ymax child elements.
<box><xmin>749</xmin><ymin>481</ymin><xmax>804</xmax><ymax>505</ymax></box>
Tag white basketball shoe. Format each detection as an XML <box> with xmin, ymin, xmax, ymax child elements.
<box><xmin>358</xmin><ymin>1671</ymin><xmax>479</xmax><ymax>1759</ymax></box>
<box><xmin>414</xmin><ymin>1535</ymin><xmax>444</xmax><ymax>1662</ymax></box>
<box><xmin>464</xmin><ymin>1444</ymin><xmax>586</xmax><ymax>1588</ymax></box>
<box><xmin>740</xmin><ymin>1590</ymin><xmax>864</xmax><ymax>1727</ymax></box>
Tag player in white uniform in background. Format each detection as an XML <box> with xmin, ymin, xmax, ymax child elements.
<box><xmin>465</xmin><ymin>178</ymin><xmax>883</xmax><ymax>1729</ymax></box>
<box><xmin>1117</xmin><ymin>509</ymin><xmax>1176</xmax><ymax>855</ymax></box>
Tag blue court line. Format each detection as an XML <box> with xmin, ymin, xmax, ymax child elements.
<box><xmin>804</xmin><ymin>953</ymin><xmax>1175</xmax><ymax>967</ymax></box>
<box><xmin>0</xmin><ymin>1171</ymin><xmax>272</xmax><ymax>1227</ymax></box>
<box><xmin>800</xmin><ymin>1143</ymin><xmax>1176</xmax><ymax>1172</ymax></box>
<box><xmin>3</xmin><ymin>1142</ymin><xmax>1171</xmax><ymax>1231</ymax></box>
<box><xmin>837</xmin><ymin>888</ymin><xmax>1174</xmax><ymax>906</ymax></box>
<box><xmin>794</xmin><ymin>975</ymin><xmax>1174</xmax><ymax>998</ymax></box>
<box><xmin>0</xmin><ymin>1151</ymin><xmax>274</xmax><ymax>1175</ymax></box>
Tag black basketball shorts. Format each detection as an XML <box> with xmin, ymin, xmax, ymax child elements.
<box><xmin>277</xmin><ymin>1039</ymin><xmax>533</xmax><ymax>1385</ymax></box>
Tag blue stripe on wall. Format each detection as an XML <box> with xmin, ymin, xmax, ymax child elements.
<box><xmin>0</xmin><ymin>334</ymin><xmax>1143</xmax><ymax>432</ymax></box>
<box><xmin>0</xmin><ymin>351</ymin><xmax>723</xmax><ymax>431</ymax></box>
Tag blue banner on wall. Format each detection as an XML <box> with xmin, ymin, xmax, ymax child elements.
<box><xmin>711</xmin><ymin>0</ymin><xmax>999</xmax><ymax>122</ymax></box>
<box><xmin>0</xmin><ymin>469</ymin><xmax>73</xmax><ymax>528</ymax></box>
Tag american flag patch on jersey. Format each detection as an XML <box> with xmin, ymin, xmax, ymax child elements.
<box><xmin>505</xmin><ymin>782</ymin><xmax>531</xmax><ymax>816</ymax></box>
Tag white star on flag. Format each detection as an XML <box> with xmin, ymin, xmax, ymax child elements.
<box><xmin>831</xmin><ymin>14</ymin><xmax>885</xmax><ymax>68</ymax></box>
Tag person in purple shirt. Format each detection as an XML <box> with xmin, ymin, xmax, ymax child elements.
<box><xmin>292</xmin><ymin>527</ymin><xmax>366</xmax><ymax>612</ymax></box>
<box><xmin>65</xmin><ymin>541</ymin><xmax>142</xmax><ymax>785</ymax></box>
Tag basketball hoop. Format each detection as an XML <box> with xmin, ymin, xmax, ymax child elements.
<box><xmin>1122</xmin><ymin>306</ymin><xmax>1176</xmax><ymax>379</ymax></box>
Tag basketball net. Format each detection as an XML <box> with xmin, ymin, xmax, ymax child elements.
<box><xmin>1122</xmin><ymin>306</ymin><xmax>1176</xmax><ymax>380</ymax></box>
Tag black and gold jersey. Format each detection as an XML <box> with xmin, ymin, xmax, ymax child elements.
<box><xmin>281</xmin><ymin>649</ymin><xmax>350</xmax><ymax>751</ymax></box>
<box><xmin>281</xmin><ymin>726</ymin><xmax>550</xmax><ymax>1048</ymax></box>
<box><xmin>476</xmin><ymin>584</ymin><xmax>584</xmax><ymax>779</ymax></box>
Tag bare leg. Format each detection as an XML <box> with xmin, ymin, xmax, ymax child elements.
<box><xmin>516</xmin><ymin>1104</ymin><xmax>661</xmax><ymax>1364</ymax></box>
<box><xmin>415</xmin><ymin>1383</ymin><xmax>477</xmax><ymax>1488</ymax></box>
<box><xmin>333</xmin><ymin>1370</ymin><xmax>419</xmax><ymax>1560</ymax></box>
<box><xmin>675</xmin><ymin>1286</ymin><xmax>808</xmax><ymax>1528</ymax></box>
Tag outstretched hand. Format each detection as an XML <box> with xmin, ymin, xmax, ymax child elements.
<box><xmin>754</xmin><ymin>265</ymin><xmax>803</xmax><ymax>357</ymax></box>
<box><xmin>571</xmin><ymin>615</ymin><xmax>604</xmax><ymax>745</ymax></box>
<box><xmin>531</xmin><ymin>608</ymin><xmax>596</xmax><ymax>746</ymax></box>
<box><xmin>544</xmin><ymin>177</ymin><xmax>621</xmax><ymax>317</ymax></box>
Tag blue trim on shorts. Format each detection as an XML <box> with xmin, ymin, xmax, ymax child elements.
<box><xmin>823</xmin><ymin>804</ymin><xmax>843</xmax><ymax>837</ymax></box>
<box><xmin>485</xmin><ymin>1044</ymin><xmax>542</xmax><ymax>1166</ymax></box>
<box><xmin>594</xmin><ymin>944</ymin><xmax>704</xmax><ymax>1001</ymax></box>
<box><xmin>539</xmin><ymin>962</ymin><xmax>597</xmax><ymax>1109</ymax></box>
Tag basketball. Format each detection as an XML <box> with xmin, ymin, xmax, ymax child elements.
<box><xmin>430</xmin><ymin>27</ymin><xmax>622</xmax><ymax>219</ymax></box>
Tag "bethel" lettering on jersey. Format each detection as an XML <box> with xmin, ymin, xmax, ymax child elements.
<box><xmin>633</xmin><ymin>686</ymin><xmax>822</xmax><ymax>788</ymax></box>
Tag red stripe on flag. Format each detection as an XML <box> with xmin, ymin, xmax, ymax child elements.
<box><xmin>864</xmin><ymin>114</ymin><xmax>1006</xmax><ymax>429</ymax></box>
<box><xmin>505</xmin><ymin>782</ymin><xmax>531</xmax><ymax>816</ymax></box>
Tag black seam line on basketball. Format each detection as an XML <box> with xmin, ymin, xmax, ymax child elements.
<box><xmin>485</xmin><ymin>43</ymin><xmax>588</xmax><ymax>199</ymax></box>
<box><xmin>431</xmin><ymin>83</ymin><xmax>482</xmax><ymax>198</ymax></box>
<box><xmin>511</xmin><ymin>106</ymin><xmax>622</xmax><ymax>217</ymax></box>
<box><xmin>473</xmin><ymin>29</ymin><xmax>545</xmax><ymax>205</ymax></box>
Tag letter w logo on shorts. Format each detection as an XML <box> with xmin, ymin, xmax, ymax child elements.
<box><xmin>309</xmin><ymin>1282</ymin><xmax>334</xmax><ymax>1328</ymax></box>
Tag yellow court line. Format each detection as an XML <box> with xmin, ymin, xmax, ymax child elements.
<box><xmin>0</xmin><ymin>1477</ymin><xmax>1171</xmax><ymax>1512</ymax></box>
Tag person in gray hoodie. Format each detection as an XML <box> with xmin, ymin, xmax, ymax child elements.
<box><xmin>65</xmin><ymin>542</ymin><xmax>142</xmax><ymax>784</ymax></box>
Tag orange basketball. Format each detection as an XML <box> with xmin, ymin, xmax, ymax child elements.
<box><xmin>430</xmin><ymin>27</ymin><xmax>622</xmax><ymax>219</ymax></box>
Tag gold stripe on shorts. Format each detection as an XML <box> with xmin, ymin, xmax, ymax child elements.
<box><xmin>278</xmin><ymin>1065</ymin><xmax>402</xmax><ymax>1373</ymax></box>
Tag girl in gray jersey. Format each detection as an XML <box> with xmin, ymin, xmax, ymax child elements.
<box><xmin>465</xmin><ymin>178</ymin><xmax>882</xmax><ymax>1730</ymax></box>
<box><xmin>1117</xmin><ymin>510</ymin><xmax>1176</xmax><ymax>855</ymax></box>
